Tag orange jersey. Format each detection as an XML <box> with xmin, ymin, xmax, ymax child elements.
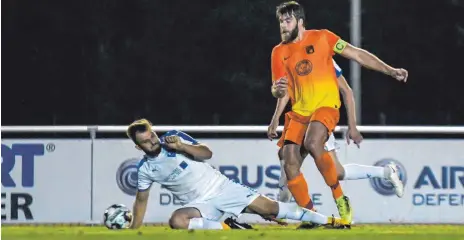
<box><xmin>271</xmin><ymin>29</ymin><xmax>346</xmax><ymax>116</ymax></box>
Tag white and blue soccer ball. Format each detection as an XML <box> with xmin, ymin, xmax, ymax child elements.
<box><xmin>103</xmin><ymin>204</ymin><xmax>132</xmax><ymax>229</ymax></box>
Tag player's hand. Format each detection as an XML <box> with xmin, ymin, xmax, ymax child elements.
<box><xmin>267</xmin><ymin>120</ymin><xmax>279</xmax><ymax>140</ymax></box>
<box><xmin>390</xmin><ymin>68</ymin><xmax>408</xmax><ymax>82</ymax></box>
<box><xmin>272</xmin><ymin>77</ymin><xmax>288</xmax><ymax>97</ymax></box>
<box><xmin>275</xmin><ymin>77</ymin><xmax>288</xmax><ymax>91</ymax></box>
<box><xmin>163</xmin><ymin>135</ymin><xmax>184</xmax><ymax>150</ymax></box>
<box><xmin>346</xmin><ymin>127</ymin><xmax>363</xmax><ymax>148</ymax></box>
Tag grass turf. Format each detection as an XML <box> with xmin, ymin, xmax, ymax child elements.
<box><xmin>2</xmin><ymin>224</ymin><xmax>464</xmax><ymax>240</ymax></box>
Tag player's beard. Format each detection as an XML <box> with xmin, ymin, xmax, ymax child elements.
<box><xmin>281</xmin><ymin>26</ymin><xmax>299</xmax><ymax>44</ymax></box>
<box><xmin>142</xmin><ymin>144</ymin><xmax>162</xmax><ymax>157</ymax></box>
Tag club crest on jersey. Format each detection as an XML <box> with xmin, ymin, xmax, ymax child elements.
<box><xmin>305</xmin><ymin>45</ymin><xmax>315</xmax><ymax>54</ymax></box>
<box><xmin>295</xmin><ymin>59</ymin><xmax>313</xmax><ymax>76</ymax></box>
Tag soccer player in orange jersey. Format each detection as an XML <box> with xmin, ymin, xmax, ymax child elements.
<box><xmin>267</xmin><ymin>62</ymin><xmax>404</xmax><ymax>228</ymax></box>
<box><xmin>270</xmin><ymin>1</ymin><xmax>408</xmax><ymax>224</ymax></box>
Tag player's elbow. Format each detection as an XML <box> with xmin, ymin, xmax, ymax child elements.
<box><xmin>194</xmin><ymin>144</ymin><xmax>213</xmax><ymax>160</ymax></box>
<box><xmin>205</xmin><ymin>150</ymin><xmax>213</xmax><ymax>159</ymax></box>
<box><xmin>272</xmin><ymin>89</ymin><xmax>286</xmax><ymax>98</ymax></box>
<box><xmin>271</xmin><ymin>88</ymin><xmax>279</xmax><ymax>98</ymax></box>
<box><xmin>135</xmin><ymin>190</ymin><xmax>149</xmax><ymax>202</ymax></box>
<box><xmin>200</xmin><ymin>147</ymin><xmax>213</xmax><ymax>160</ymax></box>
<box><xmin>271</xmin><ymin>86</ymin><xmax>280</xmax><ymax>98</ymax></box>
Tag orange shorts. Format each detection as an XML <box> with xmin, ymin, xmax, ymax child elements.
<box><xmin>277</xmin><ymin>107</ymin><xmax>340</xmax><ymax>148</ymax></box>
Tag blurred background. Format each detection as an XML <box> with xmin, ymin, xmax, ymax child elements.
<box><xmin>2</xmin><ymin>0</ymin><xmax>464</xmax><ymax>228</ymax></box>
<box><xmin>3</xmin><ymin>0</ymin><xmax>464</xmax><ymax>126</ymax></box>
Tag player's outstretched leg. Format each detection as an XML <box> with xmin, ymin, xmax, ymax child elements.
<box><xmin>338</xmin><ymin>160</ymin><xmax>404</xmax><ymax>197</ymax></box>
<box><xmin>169</xmin><ymin>208</ymin><xmax>234</xmax><ymax>230</ymax></box>
<box><xmin>304</xmin><ymin>120</ymin><xmax>352</xmax><ymax>224</ymax></box>
<box><xmin>244</xmin><ymin>195</ymin><xmax>350</xmax><ymax>229</ymax></box>
<box><xmin>325</xmin><ymin>132</ymin><xmax>403</xmax><ymax>196</ymax></box>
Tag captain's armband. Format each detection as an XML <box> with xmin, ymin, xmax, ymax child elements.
<box><xmin>333</xmin><ymin>39</ymin><xmax>347</xmax><ymax>54</ymax></box>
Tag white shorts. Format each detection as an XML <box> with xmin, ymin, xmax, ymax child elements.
<box><xmin>184</xmin><ymin>180</ymin><xmax>260</xmax><ymax>221</ymax></box>
<box><xmin>324</xmin><ymin>133</ymin><xmax>339</xmax><ymax>152</ymax></box>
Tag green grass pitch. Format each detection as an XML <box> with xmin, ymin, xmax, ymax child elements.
<box><xmin>3</xmin><ymin>224</ymin><xmax>464</xmax><ymax>240</ymax></box>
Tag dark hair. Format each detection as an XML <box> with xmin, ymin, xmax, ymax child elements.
<box><xmin>126</xmin><ymin>119</ymin><xmax>152</xmax><ymax>144</ymax></box>
<box><xmin>276</xmin><ymin>1</ymin><xmax>305</xmax><ymax>25</ymax></box>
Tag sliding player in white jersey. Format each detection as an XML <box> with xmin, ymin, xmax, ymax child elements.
<box><xmin>126</xmin><ymin>119</ymin><xmax>350</xmax><ymax>230</ymax></box>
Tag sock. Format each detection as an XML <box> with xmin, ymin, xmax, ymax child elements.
<box><xmin>287</xmin><ymin>173</ymin><xmax>314</xmax><ymax>209</ymax></box>
<box><xmin>278</xmin><ymin>160</ymin><xmax>292</xmax><ymax>203</ymax></box>
<box><xmin>343</xmin><ymin>164</ymin><xmax>386</xmax><ymax>180</ymax></box>
<box><xmin>315</xmin><ymin>152</ymin><xmax>343</xmax><ymax>200</ymax></box>
<box><xmin>276</xmin><ymin>202</ymin><xmax>327</xmax><ymax>225</ymax></box>
<box><xmin>188</xmin><ymin>218</ymin><xmax>230</xmax><ymax>230</ymax></box>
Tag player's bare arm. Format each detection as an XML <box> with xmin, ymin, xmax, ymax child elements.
<box><xmin>164</xmin><ymin>135</ymin><xmax>213</xmax><ymax>160</ymax></box>
<box><xmin>270</xmin><ymin>45</ymin><xmax>289</xmax><ymax>99</ymax></box>
<box><xmin>337</xmin><ymin>75</ymin><xmax>363</xmax><ymax>147</ymax></box>
<box><xmin>268</xmin><ymin>94</ymin><xmax>290</xmax><ymax>140</ymax></box>
<box><xmin>130</xmin><ymin>189</ymin><xmax>150</xmax><ymax>229</ymax></box>
<box><xmin>336</xmin><ymin>41</ymin><xmax>408</xmax><ymax>82</ymax></box>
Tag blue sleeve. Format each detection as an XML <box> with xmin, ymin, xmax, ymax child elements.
<box><xmin>161</xmin><ymin>130</ymin><xmax>199</xmax><ymax>144</ymax></box>
<box><xmin>177</xmin><ymin>131</ymin><xmax>199</xmax><ymax>144</ymax></box>
<box><xmin>333</xmin><ymin>59</ymin><xmax>342</xmax><ymax>78</ymax></box>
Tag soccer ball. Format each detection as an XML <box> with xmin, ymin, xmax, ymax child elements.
<box><xmin>103</xmin><ymin>204</ymin><xmax>132</xmax><ymax>229</ymax></box>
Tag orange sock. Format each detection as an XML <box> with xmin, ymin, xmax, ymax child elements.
<box><xmin>287</xmin><ymin>173</ymin><xmax>314</xmax><ymax>210</ymax></box>
<box><xmin>316</xmin><ymin>152</ymin><xmax>344</xmax><ymax>200</ymax></box>
<box><xmin>221</xmin><ymin>222</ymin><xmax>231</xmax><ymax>230</ymax></box>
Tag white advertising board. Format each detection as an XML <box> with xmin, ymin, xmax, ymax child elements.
<box><xmin>3</xmin><ymin>138</ymin><xmax>463</xmax><ymax>224</ymax></box>
<box><xmin>342</xmin><ymin>140</ymin><xmax>464</xmax><ymax>224</ymax></box>
<box><xmin>92</xmin><ymin>139</ymin><xmax>464</xmax><ymax>224</ymax></box>
<box><xmin>1</xmin><ymin>140</ymin><xmax>92</xmax><ymax>223</ymax></box>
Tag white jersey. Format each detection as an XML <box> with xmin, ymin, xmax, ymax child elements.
<box><xmin>324</xmin><ymin>132</ymin><xmax>340</xmax><ymax>152</ymax></box>
<box><xmin>137</xmin><ymin>130</ymin><xmax>229</xmax><ymax>205</ymax></box>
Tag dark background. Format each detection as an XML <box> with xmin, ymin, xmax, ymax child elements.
<box><xmin>3</xmin><ymin>0</ymin><xmax>464</xmax><ymax>126</ymax></box>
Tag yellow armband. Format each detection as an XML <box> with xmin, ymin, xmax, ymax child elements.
<box><xmin>334</xmin><ymin>39</ymin><xmax>347</xmax><ymax>54</ymax></box>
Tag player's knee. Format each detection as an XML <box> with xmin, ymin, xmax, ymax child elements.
<box><xmin>283</xmin><ymin>160</ymin><xmax>298</xmax><ymax>170</ymax></box>
<box><xmin>260</xmin><ymin>200</ymin><xmax>280</xmax><ymax>218</ymax></box>
<box><xmin>304</xmin><ymin>138</ymin><xmax>322</xmax><ymax>155</ymax></box>
<box><xmin>283</xmin><ymin>160</ymin><xmax>299</xmax><ymax>180</ymax></box>
<box><xmin>169</xmin><ymin>213</ymin><xmax>189</xmax><ymax>229</ymax></box>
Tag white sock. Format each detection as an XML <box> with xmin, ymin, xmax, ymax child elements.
<box><xmin>188</xmin><ymin>218</ymin><xmax>224</xmax><ymax>230</ymax></box>
<box><xmin>276</xmin><ymin>202</ymin><xmax>327</xmax><ymax>225</ymax></box>
<box><xmin>343</xmin><ymin>164</ymin><xmax>386</xmax><ymax>180</ymax></box>
<box><xmin>278</xmin><ymin>160</ymin><xmax>292</xmax><ymax>202</ymax></box>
